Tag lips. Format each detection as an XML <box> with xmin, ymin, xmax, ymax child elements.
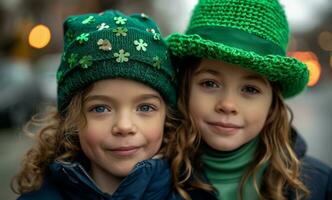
<box><xmin>206</xmin><ymin>121</ymin><xmax>242</xmax><ymax>134</ymax></box>
<box><xmin>108</xmin><ymin>146</ymin><xmax>139</xmax><ymax>156</ymax></box>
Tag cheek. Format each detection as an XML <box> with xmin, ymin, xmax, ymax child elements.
<box><xmin>81</xmin><ymin>131</ymin><xmax>97</xmax><ymax>144</ymax></box>
<box><xmin>141</xmin><ymin>125</ymin><xmax>164</xmax><ymax>156</ymax></box>
<box><xmin>189</xmin><ymin>86</ymin><xmax>201</xmax><ymax>116</ymax></box>
<box><xmin>79</xmin><ymin>122</ymin><xmax>106</xmax><ymax>149</ymax></box>
<box><xmin>246</xmin><ymin>104</ymin><xmax>271</xmax><ymax>133</ymax></box>
<box><xmin>79</xmin><ymin>131</ymin><xmax>98</xmax><ymax>154</ymax></box>
<box><xmin>189</xmin><ymin>88</ymin><xmax>213</xmax><ymax>120</ymax></box>
<box><xmin>259</xmin><ymin>99</ymin><xmax>272</xmax><ymax>124</ymax></box>
<box><xmin>139</xmin><ymin>114</ymin><xmax>166</xmax><ymax>148</ymax></box>
<box><xmin>144</xmin><ymin>119</ymin><xmax>165</xmax><ymax>143</ymax></box>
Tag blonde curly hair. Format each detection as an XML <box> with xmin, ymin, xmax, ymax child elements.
<box><xmin>11</xmin><ymin>86</ymin><xmax>179</xmax><ymax>194</ymax></box>
<box><xmin>164</xmin><ymin>57</ymin><xmax>309</xmax><ymax>200</ymax></box>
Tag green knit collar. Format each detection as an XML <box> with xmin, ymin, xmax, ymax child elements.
<box><xmin>201</xmin><ymin>137</ymin><xmax>259</xmax><ymax>182</ymax></box>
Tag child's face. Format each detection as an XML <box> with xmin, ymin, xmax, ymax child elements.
<box><xmin>189</xmin><ymin>59</ymin><xmax>273</xmax><ymax>151</ymax></box>
<box><xmin>79</xmin><ymin>79</ymin><xmax>166</xmax><ymax>183</ymax></box>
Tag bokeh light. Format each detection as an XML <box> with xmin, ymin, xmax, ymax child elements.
<box><xmin>318</xmin><ymin>31</ymin><xmax>332</xmax><ymax>51</ymax></box>
<box><xmin>289</xmin><ymin>51</ymin><xmax>321</xmax><ymax>87</ymax></box>
<box><xmin>306</xmin><ymin>60</ymin><xmax>321</xmax><ymax>87</ymax></box>
<box><xmin>28</xmin><ymin>24</ymin><xmax>51</xmax><ymax>49</ymax></box>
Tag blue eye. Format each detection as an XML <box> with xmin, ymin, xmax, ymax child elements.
<box><xmin>90</xmin><ymin>105</ymin><xmax>110</xmax><ymax>113</ymax></box>
<box><xmin>242</xmin><ymin>86</ymin><xmax>260</xmax><ymax>95</ymax></box>
<box><xmin>137</xmin><ymin>104</ymin><xmax>155</xmax><ymax>112</ymax></box>
<box><xmin>200</xmin><ymin>80</ymin><xmax>219</xmax><ymax>88</ymax></box>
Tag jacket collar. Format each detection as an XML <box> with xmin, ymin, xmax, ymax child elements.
<box><xmin>49</xmin><ymin>158</ymin><xmax>175</xmax><ymax>199</ymax></box>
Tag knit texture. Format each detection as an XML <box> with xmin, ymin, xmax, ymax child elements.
<box><xmin>57</xmin><ymin>10</ymin><xmax>177</xmax><ymax>114</ymax></box>
<box><xmin>167</xmin><ymin>0</ymin><xmax>309</xmax><ymax>98</ymax></box>
<box><xmin>201</xmin><ymin>138</ymin><xmax>267</xmax><ymax>199</ymax></box>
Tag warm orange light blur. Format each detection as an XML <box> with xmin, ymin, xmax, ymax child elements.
<box><xmin>289</xmin><ymin>51</ymin><xmax>318</xmax><ymax>61</ymax></box>
<box><xmin>289</xmin><ymin>51</ymin><xmax>321</xmax><ymax>87</ymax></box>
<box><xmin>330</xmin><ymin>55</ymin><xmax>332</xmax><ymax>68</ymax></box>
<box><xmin>28</xmin><ymin>24</ymin><xmax>51</xmax><ymax>49</ymax></box>
<box><xmin>306</xmin><ymin>60</ymin><xmax>321</xmax><ymax>87</ymax></box>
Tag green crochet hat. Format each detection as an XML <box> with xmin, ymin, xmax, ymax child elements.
<box><xmin>167</xmin><ymin>0</ymin><xmax>309</xmax><ymax>98</ymax></box>
<box><xmin>57</xmin><ymin>10</ymin><xmax>177</xmax><ymax>114</ymax></box>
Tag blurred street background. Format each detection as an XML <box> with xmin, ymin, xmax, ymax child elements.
<box><xmin>0</xmin><ymin>0</ymin><xmax>331</xmax><ymax>199</ymax></box>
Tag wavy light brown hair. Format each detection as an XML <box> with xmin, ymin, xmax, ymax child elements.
<box><xmin>165</xmin><ymin>57</ymin><xmax>309</xmax><ymax>200</ymax></box>
<box><xmin>11</xmin><ymin>85</ymin><xmax>179</xmax><ymax>195</ymax></box>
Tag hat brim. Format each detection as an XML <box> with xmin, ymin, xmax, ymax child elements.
<box><xmin>167</xmin><ymin>33</ymin><xmax>309</xmax><ymax>98</ymax></box>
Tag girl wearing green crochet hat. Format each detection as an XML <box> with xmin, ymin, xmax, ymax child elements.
<box><xmin>12</xmin><ymin>10</ymin><xmax>182</xmax><ymax>200</ymax></box>
<box><xmin>166</xmin><ymin>0</ymin><xmax>332</xmax><ymax>199</ymax></box>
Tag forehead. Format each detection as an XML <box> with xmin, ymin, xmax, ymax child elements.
<box><xmin>88</xmin><ymin>79</ymin><xmax>159</xmax><ymax>95</ymax></box>
<box><xmin>83</xmin><ymin>79</ymin><xmax>164</xmax><ymax>105</ymax></box>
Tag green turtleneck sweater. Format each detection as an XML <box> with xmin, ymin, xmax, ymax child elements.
<box><xmin>201</xmin><ymin>138</ymin><xmax>267</xmax><ymax>200</ymax></box>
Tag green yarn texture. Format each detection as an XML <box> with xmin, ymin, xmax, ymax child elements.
<box><xmin>57</xmin><ymin>10</ymin><xmax>177</xmax><ymax>114</ymax></box>
<box><xmin>167</xmin><ymin>0</ymin><xmax>309</xmax><ymax>98</ymax></box>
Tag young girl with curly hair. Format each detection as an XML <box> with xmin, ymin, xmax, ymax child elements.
<box><xmin>166</xmin><ymin>0</ymin><xmax>332</xmax><ymax>199</ymax></box>
<box><xmin>12</xmin><ymin>10</ymin><xmax>182</xmax><ymax>200</ymax></box>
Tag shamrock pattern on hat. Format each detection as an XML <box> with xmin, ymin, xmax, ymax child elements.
<box><xmin>58</xmin><ymin>11</ymin><xmax>173</xmax><ymax>85</ymax></box>
<box><xmin>57</xmin><ymin>10</ymin><xmax>178</xmax><ymax>114</ymax></box>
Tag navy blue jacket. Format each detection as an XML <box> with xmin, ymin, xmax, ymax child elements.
<box><xmin>187</xmin><ymin>130</ymin><xmax>332</xmax><ymax>200</ymax></box>
<box><xmin>17</xmin><ymin>159</ymin><xmax>182</xmax><ymax>200</ymax></box>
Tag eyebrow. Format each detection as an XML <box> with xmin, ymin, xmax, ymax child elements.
<box><xmin>84</xmin><ymin>94</ymin><xmax>162</xmax><ymax>103</ymax></box>
<box><xmin>194</xmin><ymin>68</ymin><xmax>220</xmax><ymax>76</ymax></box>
<box><xmin>244</xmin><ymin>74</ymin><xmax>270</xmax><ymax>86</ymax></box>
<box><xmin>84</xmin><ymin>95</ymin><xmax>111</xmax><ymax>103</ymax></box>
<box><xmin>134</xmin><ymin>94</ymin><xmax>162</xmax><ymax>103</ymax></box>
<box><xmin>194</xmin><ymin>67</ymin><xmax>270</xmax><ymax>86</ymax></box>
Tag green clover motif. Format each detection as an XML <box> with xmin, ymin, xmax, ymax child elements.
<box><xmin>114</xmin><ymin>49</ymin><xmax>130</xmax><ymax>63</ymax></box>
<box><xmin>153</xmin><ymin>56</ymin><xmax>161</xmax><ymax>69</ymax></box>
<box><xmin>97</xmin><ymin>39</ymin><xmax>112</xmax><ymax>51</ymax></box>
<box><xmin>114</xmin><ymin>16</ymin><xmax>127</xmax><ymax>25</ymax></box>
<box><xmin>79</xmin><ymin>55</ymin><xmax>93</xmax><ymax>69</ymax></box>
<box><xmin>56</xmin><ymin>70</ymin><xmax>64</xmax><ymax>82</ymax></box>
<box><xmin>146</xmin><ymin>28</ymin><xmax>156</xmax><ymax>34</ymax></box>
<box><xmin>134</xmin><ymin>39</ymin><xmax>148</xmax><ymax>51</ymax></box>
<box><xmin>153</xmin><ymin>33</ymin><xmax>161</xmax><ymax>40</ymax></box>
<box><xmin>82</xmin><ymin>16</ymin><xmax>95</xmax><ymax>24</ymax></box>
<box><xmin>68</xmin><ymin>53</ymin><xmax>78</xmax><ymax>68</ymax></box>
<box><xmin>146</xmin><ymin>28</ymin><xmax>161</xmax><ymax>40</ymax></box>
<box><xmin>76</xmin><ymin>33</ymin><xmax>90</xmax><ymax>44</ymax></box>
<box><xmin>113</xmin><ymin>27</ymin><xmax>128</xmax><ymax>37</ymax></box>
<box><xmin>65</xmin><ymin>30</ymin><xmax>75</xmax><ymax>42</ymax></box>
<box><xmin>97</xmin><ymin>23</ymin><xmax>109</xmax><ymax>31</ymax></box>
<box><xmin>67</xmin><ymin>16</ymin><xmax>78</xmax><ymax>23</ymax></box>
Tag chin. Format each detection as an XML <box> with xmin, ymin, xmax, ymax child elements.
<box><xmin>110</xmin><ymin>161</ymin><xmax>138</xmax><ymax>176</ymax></box>
<box><xmin>213</xmin><ymin>146</ymin><xmax>236</xmax><ymax>152</ymax></box>
<box><xmin>111</xmin><ymin>166</ymin><xmax>133</xmax><ymax>178</ymax></box>
<box><xmin>209</xmin><ymin>141</ymin><xmax>240</xmax><ymax>152</ymax></box>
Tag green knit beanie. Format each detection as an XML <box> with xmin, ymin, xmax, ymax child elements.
<box><xmin>167</xmin><ymin>0</ymin><xmax>309</xmax><ymax>98</ymax></box>
<box><xmin>57</xmin><ymin>10</ymin><xmax>177</xmax><ymax>114</ymax></box>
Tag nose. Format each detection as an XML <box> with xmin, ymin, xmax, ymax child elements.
<box><xmin>215</xmin><ymin>92</ymin><xmax>238</xmax><ymax>115</ymax></box>
<box><xmin>111</xmin><ymin>112</ymin><xmax>136</xmax><ymax>136</ymax></box>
